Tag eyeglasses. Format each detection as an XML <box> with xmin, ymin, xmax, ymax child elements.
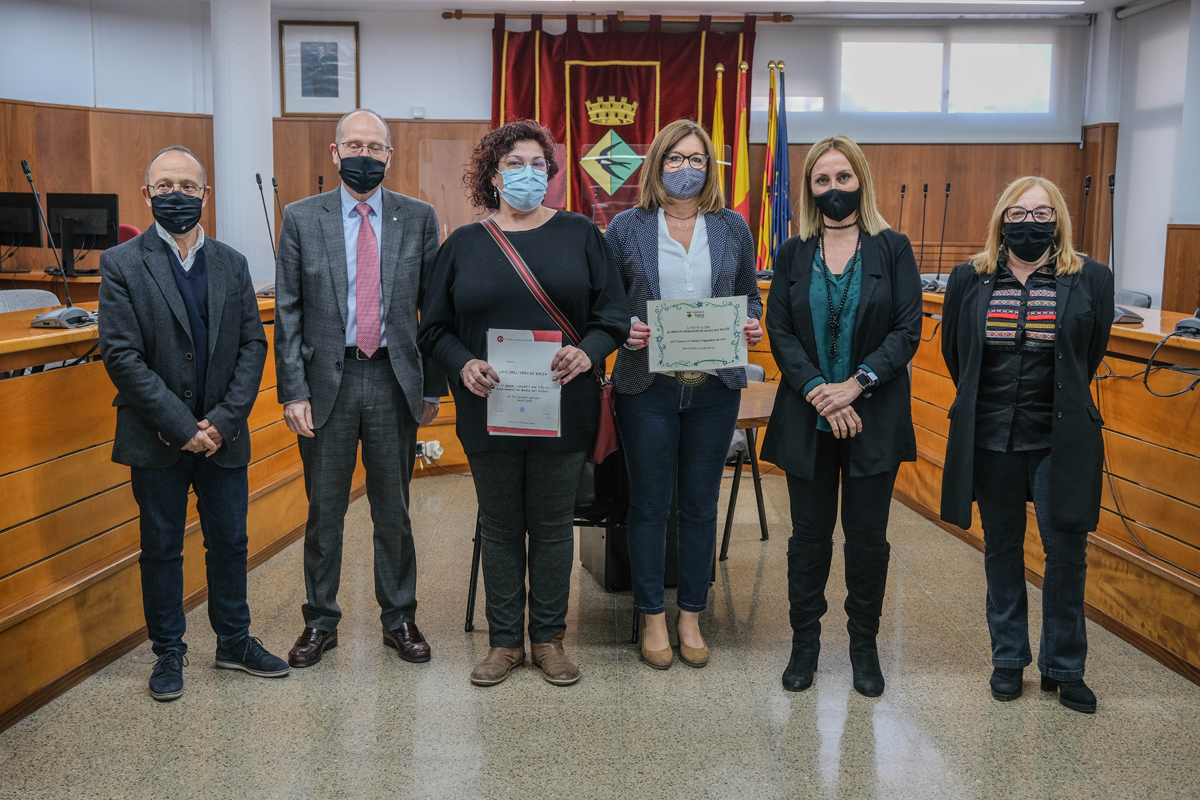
<box><xmin>338</xmin><ymin>142</ymin><xmax>389</xmax><ymax>156</ymax></box>
<box><xmin>148</xmin><ymin>181</ymin><xmax>204</xmax><ymax>197</ymax></box>
<box><xmin>1004</xmin><ymin>206</ymin><xmax>1056</xmax><ymax>224</ymax></box>
<box><xmin>664</xmin><ymin>152</ymin><xmax>709</xmax><ymax>169</ymax></box>
<box><xmin>502</xmin><ymin>157</ymin><xmax>549</xmax><ymax>172</ymax></box>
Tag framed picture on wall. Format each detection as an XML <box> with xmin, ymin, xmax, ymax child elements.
<box><xmin>279</xmin><ymin>21</ymin><xmax>360</xmax><ymax>116</ymax></box>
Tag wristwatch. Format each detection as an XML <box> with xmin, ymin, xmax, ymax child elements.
<box><xmin>853</xmin><ymin>368</ymin><xmax>876</xmax><ymax>397</ymax></box>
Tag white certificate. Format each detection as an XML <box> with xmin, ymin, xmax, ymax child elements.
<box><xmin>486</xmin><ymin>329</ymin><xmax>562</xmax><ymax>437</ymax></box>
<box><xmin>648</xmin><ymin>296</ymin><xmax>748</xmax><ymax>372</ymax></box>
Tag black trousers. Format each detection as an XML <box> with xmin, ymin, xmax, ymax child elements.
<box><xmin>786</xmin><ymin>431</ymin><xmax>898</xmax><ymax>549</ymax></box>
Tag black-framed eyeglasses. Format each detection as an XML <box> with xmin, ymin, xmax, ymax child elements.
<box><xmin>1004</xmin><ymin>206</ymin><xmax>1056</xmax><ymax>224</ymax></box>
<box><xmin>664</xmin><ymin>152</ymin><xmax>709</xmax><ymax>169</ymax></box>
<box><xmin>148</xmin><ymin>181</ymin><xmax>204</xmax><ymax>197</ymax></box>
<box><xmin>338</xmin><ymin>141</ymin><xmax>389</xmax><ymax>157</ymax></box>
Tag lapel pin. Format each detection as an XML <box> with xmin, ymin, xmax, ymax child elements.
<box><xmin>393</xmin><ymin>217</ymin><xmax>397</xmax><ymax>222</ymax></box>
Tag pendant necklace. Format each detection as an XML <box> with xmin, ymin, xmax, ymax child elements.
<box><xmin>818</xmin><ymin>230</ymin><xmax>862</xmax><ymax>359</ymax></box>
<box><xmin>664</xmin><ymin>210</ymin><xmax>698</xmax><ymax>231</ymax></box>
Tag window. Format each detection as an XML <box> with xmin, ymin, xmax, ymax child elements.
<box><xmin>752</xmin><ymin>96</ymin><xmax>824</xmax><ymax>113</ymax></box>
<box><xmin>949</xmin><ymin>43</ymin><xmax>1052</xmax><ymax>113</ymax></box>
<box><xmin>840</xmin><ymin>42</ymin><xmax>943</xmax><ymax>113</ymax></box>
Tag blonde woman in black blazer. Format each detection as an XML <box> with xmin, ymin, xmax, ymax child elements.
<box><xmin>940</xmin><ymin>176</ymin><xmax>1113</xmax><ymax>713</ymax></box>
<box><xmin>762</xmin><ymin>135</ymin><xmax>922</xmax><ymax>697</ymax></box>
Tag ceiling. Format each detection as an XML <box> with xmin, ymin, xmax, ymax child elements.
<box><xmin>272</xmin><ymin>0</ymin><xmax>1135</xmax><ymax>18</ymax></box>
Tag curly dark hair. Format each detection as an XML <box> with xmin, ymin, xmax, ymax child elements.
<box><xmin>464</xmin><ymin>120</ymin><xmax>560</xmax><ymax>210</ymax></box>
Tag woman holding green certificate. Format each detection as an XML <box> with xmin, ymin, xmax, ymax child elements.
<box><xmin>761</xmin><ymin>135</ymin><xmax>922</xmax><ymax>697</ymax></box>
<box><xmin>605</xmin><ymin>119</ymin><xmax>762</xmax><ymax>671</ymax></box>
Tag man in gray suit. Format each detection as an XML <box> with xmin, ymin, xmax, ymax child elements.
<box><xmin>275</xmin><ymin>108</ymin><xmax>447</xmax><ymax>668</ymax></box>
<box><xmin>99</xmin><ymin>145</ymin><xmax>290</xmax><ymax>701</ymax></box>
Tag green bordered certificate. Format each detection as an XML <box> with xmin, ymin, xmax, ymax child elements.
<box><xmin>648</xmin><ymin>296</ymin><xmax>748</xmax><ymax>372</ymax></box>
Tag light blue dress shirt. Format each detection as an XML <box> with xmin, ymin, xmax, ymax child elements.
<box><xmin>341</xmin><ymin>184</ymin><xmax>386</xmax><ymax>349</ymax></box>
<box><xmin>340</xmin><ymin>184</ymin><xmax>439</xmax><ymax>405</ymax></box>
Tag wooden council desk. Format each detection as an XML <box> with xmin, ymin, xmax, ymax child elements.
<box><xmin>898</xmin><ymin>293</ymin><xmax>1200</xmax><ymax>682</ymax></box>
<box><xmin>0</xmin><ymin>299</ymin><xmax>367</xmax><ymax>731</ymax></box>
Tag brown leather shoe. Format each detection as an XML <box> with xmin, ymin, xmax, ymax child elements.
<box><xmin>675</xmin><ymin>614</ymin><xmax>709</xmax><ymax>668</ymax></box>
<box><xmin>531</xmin><ymin>631</ymin><xmax>580</xmax><ymax>686</ymax></box>
<box><xmin>639</xmin><ymin>618</ymin><xmax>673</xmax><ymax>670</ymax></box>
<box><xmin>470</xmin><ymin>646</ymin><xmax>526</xmax><ymax>686</ymax></box>
<box><xmin>383</xmin><ymin>621</ymin><xmax>431</xmax><ymax>663</ymax></box>
<box><xmin>288</xmin><ymin>627</ymin><xmax>337</xmax><ymax>668</ymax></box>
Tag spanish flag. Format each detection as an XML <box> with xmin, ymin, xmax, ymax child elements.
<box><xmin>756</xmin><ymin>62</ymin><xmax>778</xmax><ymax>271</ymax></box>
<box><xmin>732</xmin><ymin>61</ymin><xmax>751</xmax><ymax>224</ymax></box>
<box><xmin>711</xmin><ymin>64</ymin><xmax>726</xmax><ymax>198</ymax></box>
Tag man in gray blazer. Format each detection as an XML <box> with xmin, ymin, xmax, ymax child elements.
<box><xmin>99</xmin><ymin>145</ymin><xmax>289</xmax><ymax>702</ymax></box>
<box><xmin>275</xmin><ymin>108</ymin><xmax>447</xmax><ymax>668</ymax></box>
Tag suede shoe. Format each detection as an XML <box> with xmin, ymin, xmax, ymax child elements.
<box><xmin>1042</xmin><ymin>675</ymin><xmax>1096</xmax><ymax>714</ymax></box>
<box><xmin>782</xmin><ymin>642</ymin><xmax>820</xmax><ymax>693</ymax></box>
<box><xmin>215</xmin><ymin>636</ymin><xmax>290</xmax><ymax>678</ymax></box>
<box><xmin>990</xmin><ymin>667</ymin><xmax>1024</xmax><ymax>701</ymax></box>
<box><xmin>470</xmin><ymin>646</ymin><xmax>526</xmax><ymax>686</ymax></box>
<box><xmin>531</xmin><ymin>631</ymin><xmax>581</xmax><ymax>686</ymax></box>
<box><xmin>149</xmin><ymin>651</ymin><xmax>187</xmax><ymax>702</ymax></box>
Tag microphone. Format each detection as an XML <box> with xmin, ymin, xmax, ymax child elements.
<box><xmin>897</xmin><ymin>184</ymin><xmax>906</xmax><ymax>234</ymax></box>
<box><xmin>1080</xmin><ymin>175</ymin><xmax>1091</xmax><ymax>248</ymax></box>
<box><xmin>22</xmin><ymin>159</ymin><xmax>92</xmax><ymax>328</ymax></box>
<box><xmin>933</xmin><ymin>182</ymin><xmax>951</xmax><ymax>290</ymax></box>
<box><xmin>1108</xmin><ymin>174</ymin><xmax>1116</xmax><ymax>273</ymax></box>
<box><xmin>317</xmin><ymin>174</ymin><xmax>324</xmax><ymax>195</ymax></box>
<box><xmin>918</xmin><ymin>183</ymin><xmax>929</xmax><ymax>271</ymax></box>
<box><xmin>255</xmin><ymin>173</ymin><xmax>277</xmax><ymax>260</ymax></box>
<box><xmin>271</xmin><ymin>177</ymin><xmax>284</xmax><ymax>221</ymax></box>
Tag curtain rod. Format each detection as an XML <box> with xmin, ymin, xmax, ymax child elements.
<box><xmin>442</xmin><ymin>10</ymin><xmax>794</xmax><ymax>22</ymax></box>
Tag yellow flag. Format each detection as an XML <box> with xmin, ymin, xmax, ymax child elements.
<box><xmin>732</xmin><ymin>61</ymin><xmax>751</xmax><ymax>224</ymax></box>
<box><xmin>711</xmin><ymin>64</ymin><xmax>726</xmax><ymax>196</ymax></box>
<box><xmin>756</xmin><ymin>63</ymin><xmax>778</xmax><ymax>270</ymax></box>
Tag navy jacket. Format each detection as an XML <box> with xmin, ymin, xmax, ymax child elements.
<box><xmin>603</xmin><ymin>207</ymin><xmax>762</xmax><ymax>394</ymax></box>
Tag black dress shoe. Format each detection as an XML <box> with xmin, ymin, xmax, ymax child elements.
<box><xmin>383</xmin><ymin>621</ymin><xmax>431</xmax><ymax>663</ymax></box>
<box><xmin>288</xmin><ymin>627</ymin><xmax>338</xmax><ymax>668</ymax></box>
<box><xmin>782</xmin><ymin>642</ymin><xmax>820</xmax><ymax>693</ymax></box>
<box><xmin>1042</xmin><ymin>675</ymin><xmax>1096</xmax><ymax>714</ymax></box>
<box><xmin>990</xmin><ymin>667</ymin><xmax>1024</xmax><ymax>701</ymax></box>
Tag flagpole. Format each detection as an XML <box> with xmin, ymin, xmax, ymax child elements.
<box><xmin>711</xmin><ymin>63</ymin><xmax>726</xmax><ymax>202</ymax></box>
<box><xmin>756</xmin><ymin>62</ymin><xmax>778</xmax><ymax>271</ymax></box>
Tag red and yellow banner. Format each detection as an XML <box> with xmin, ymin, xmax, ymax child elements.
<box><xmin>493</xmin><ymin>14</ymin><xmax>756</xmax><ymax>226</ymax></box>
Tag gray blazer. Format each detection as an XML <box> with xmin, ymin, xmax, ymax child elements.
<box><xmin>98</xmin><ymin>228</ymin><xmax>267</xmax><ymax>469</ymax></box>
<box><xmin>274</xmin><ymin>187</ymin><xmax>448</xmax><ymax>428</ymax></box>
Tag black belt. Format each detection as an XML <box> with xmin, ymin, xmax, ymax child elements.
<box><xmin>345</xmin><ymin>346</ymin><xmax>389</xmax><ymax>361</ymax></box>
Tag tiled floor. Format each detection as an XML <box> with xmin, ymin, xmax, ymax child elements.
<box><xmin>3</xmin><ymin>472</ymin><xmax>1200</xmax><ymax>800</ymax></box>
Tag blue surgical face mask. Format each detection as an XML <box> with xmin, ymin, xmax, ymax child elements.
<box><xmin>498</xmin><ymin>165</ymin><xmax>548</xmax><ymax>212</ymax></box>
<box><xmin>661</xmin><ymin>167</ymin><xmax>707</xmax><ymax>200</ymax></box>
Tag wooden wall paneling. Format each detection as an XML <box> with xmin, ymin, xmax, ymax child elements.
<box><xmin>1162</xmin><ymin>224</ymin><xmax>1200</xmax><ymax>315</ymax></box>
<box><xmin>272</xmin><ymin>117</ymin><xmax>337</xmax><ymax>235</ymax></box>
<box><xmin>912</xmin><ymin>398</ymin><xmax>950</xmax><ymax>438</ymax></box>
<box><xmin>1096</xmin><ymin>509</ymin><xmax>1200</xmax><ymax>579</ymax></box>
<box><xmin>0</xmin><ymin>101</ymin><xmax>42</xmax><ymax>273</ymax></box>
<box><xmin>34</xmin><ymin>106</ymin><xmax>93</xmax><ymax>197</ymax></box>
<box><xmin>911</xmin><ymin>366</ymin><xmax>955</xmax><ymax>410</ymax></box>
<box><xmin>0</xmin><ymin>521</ymin><xmax>140</xmax><ymax>613</ymax></box>
<box><xmin>0</xmin><ymin>443</ymin><xmax>124</xmax><ymax>533</ymax></box>
<box><xmin>1101</xmin><ymin>476</ymin><xmax>1200</xmax><ymax>551</ymax></box>
<box><xmin>1102</xmin><ymin>429</ymin><xmax>1200</xmax><ymax>509</ymax></box>
<box><xmin>1079</xmin><ymin>123</ymin><xmax>1118</xmax><ymax>261</ymax></box>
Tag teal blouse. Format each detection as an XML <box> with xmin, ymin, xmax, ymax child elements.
<box><xmin>804</xmin><ymin>250</ymin><xmax>867</xmax><ymax>432</ymax></box>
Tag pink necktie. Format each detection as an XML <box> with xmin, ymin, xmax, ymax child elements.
<box><xmin>354</xmin><ymin>202</ymin><xmax>381</xmax><ymax>357</ymax></box>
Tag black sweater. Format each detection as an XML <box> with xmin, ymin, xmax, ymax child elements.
<box><xmin>418</xmin><ymin>211</ymin><xmax>629</xmax><ymax>454</ymax></box>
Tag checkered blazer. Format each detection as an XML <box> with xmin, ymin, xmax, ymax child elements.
<box><xmin>604</xmin><ymin>206</ymin><xmax>762</xmax><ymax>394</ymax></box>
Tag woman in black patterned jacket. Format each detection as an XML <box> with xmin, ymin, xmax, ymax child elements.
<box><xmin>604</xmin><ymin>119</ymin><xmax>762</xmax><ymax>671</ymax></box>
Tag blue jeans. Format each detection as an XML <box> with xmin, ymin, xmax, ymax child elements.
<box><xmin>131</xmin><ymin>453</ymin><xmax>252</xmax><ymax>656</ymax></box>
<box><xmin>616</xmin><ymin>374</ymin><xmax>740</xmax><ymax>615</ymax></box>
<box><xmin>972</xmin><ymin>448</ymin><xmax>1088</xmax><ymax>680</ymax></box>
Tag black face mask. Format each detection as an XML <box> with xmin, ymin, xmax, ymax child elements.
<box><xmin>151</xmin><ymin>191</ymin><xmax>204</xmax><ymax>235</ymax></box>
<box><xmin>339</xmin><ymin>155</ymin><xmax>387</xmax><ymax>194</ymax></box>
<box><xmin>1003</xmin><ymin>221</ymin><xmax>1057</xmax><ymax>262</ymax></box>
<box><xmin>812</xmin><ymin>187</ymin><xmax>862</xmax><ymax>223</ymax></box>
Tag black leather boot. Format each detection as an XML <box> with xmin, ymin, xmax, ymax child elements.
<box><xmin>990</xmin><ymin>667</ymin><xmax>1024</xmax><ymax>701</ymax></box>
<box><xmin>1042</xmin><ymin>675</ymin><xmax>1096</xmax><ymax>713</ymax></box>
<box><xmin>782</xmin><ymin>538</ymin><xmax>833</xmax><ymax>692</ymax></box>
<box><xmin>844</xmin><ymin>542</ymin><xmax>890</xmax><ymax>698</ymax></box>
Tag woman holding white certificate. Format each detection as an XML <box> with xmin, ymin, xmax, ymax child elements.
<box><xmin>604</xmin><ymin>119</ymin><xmax>763</xmax><ymax>671</ymax></box>
<box><xmin>418</xmin><ymin>120</ymin><xmax>628</xmax><ymax>688</ymax></box>
<box><xmin>761</xmin><ymin>135</ymin><xmax>922</xmax><ymax>698</ymax></box>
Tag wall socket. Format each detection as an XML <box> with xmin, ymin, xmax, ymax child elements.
<box><xmin>415</xmin><ymin>441</ymin><xmax>426</xmax><ymax>460</ymax></box>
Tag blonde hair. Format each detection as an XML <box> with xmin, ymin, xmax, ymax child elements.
<box><xmin>635</xmin><ymin>119</ymin><xmax>725</xmax><ymax>216</ymax></box>
<box><xmin>796</xmin><ymin>135</ymin><xmax>889</xmax><ymax>240</ymax></box>
<box><xmin>971</xmin><ymin>176</ymin><xmax>1083</xmax><ymax>276</ymax></box>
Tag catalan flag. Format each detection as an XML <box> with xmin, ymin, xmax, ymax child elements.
<box><xmin>711</xmin><ymin>64</ymin><xmax>726</xmax><ymax>197</ymax></box>
<box><xmin>756</xmin><ymin>62</ymin><xmax>778</xmax><ymax>271</ymax></box>
<box><xmin>770</xmin><ymin>62</ymin><xmax>793</xmax><ymax>258</ymax></box>
<box><xmin>732</xmin><ymin>61</ymin><xmax>751</xmax><ymax>224</ymax></box>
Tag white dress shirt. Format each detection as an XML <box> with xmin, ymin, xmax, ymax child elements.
<box><xmin>657</xmin><ymin>209</ymin><xmax>717</xmax><ymax>375</ymax></box>
<box><xmin>156</xmin><ymin>222</ymin><xmax>205</xmax><ymax>271</ymax></box>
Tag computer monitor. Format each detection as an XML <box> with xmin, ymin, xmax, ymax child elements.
<box><xmin>0</xmin><ymin>192</ymin><xmax>44</xmax><ymax>271</ymax></box>
<box><xmin>46</xmin><ymin>193</ymin><xmax>119</xmax><ymax>276</ymax></box>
